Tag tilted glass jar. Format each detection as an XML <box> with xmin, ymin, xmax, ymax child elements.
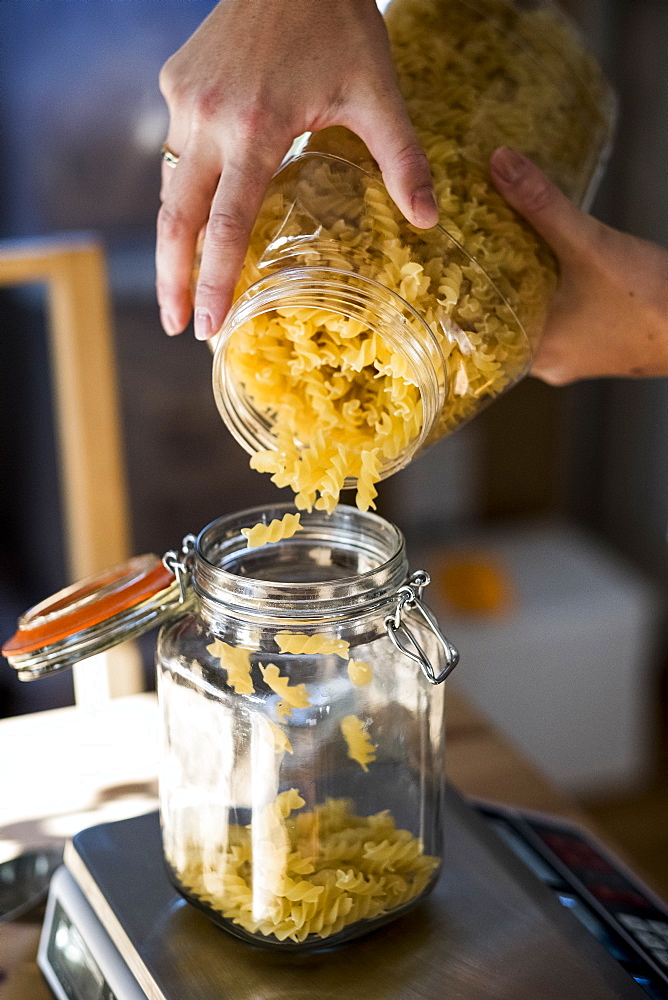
<box><xmin>2</xmin><ymin>503</ymin><xmax>457</xmax><ymax>951</ymax></box>
<box><xmin>208</xmin><ymin>0</ymin><xmax>615</xmax><ymax>513</ymax></box>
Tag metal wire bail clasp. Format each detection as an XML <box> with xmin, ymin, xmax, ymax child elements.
<box><xmin>162</xmin><ymin>534</ymin><xmax>197</xmax><ymax>605</ymax></box>
<box><xmin>385</xmin><ymin>570</ymin><xmax>459</xmax><ymax>685</ymax></box>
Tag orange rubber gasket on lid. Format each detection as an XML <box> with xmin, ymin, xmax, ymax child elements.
<box><xmin>2</xmin><ymin>556</ymin><xmax>176</xmax><ymax>658</ymax></box>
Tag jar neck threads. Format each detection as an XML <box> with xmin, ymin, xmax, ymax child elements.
<box><xmin>193</xmin><ymin>504</ymin><xmax>408</xmax><ymax>630</ymax></box>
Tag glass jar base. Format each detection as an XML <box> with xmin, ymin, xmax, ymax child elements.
<box><xmin>165</xmin><ymin>861</ymin><xmax>440</xmax><ymax>953</ymax></box>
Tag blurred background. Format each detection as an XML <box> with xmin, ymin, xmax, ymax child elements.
<box><xmin>0</xmin><ymin>0</ymin><xmax>666</xmax><ymax>889</ymax></box>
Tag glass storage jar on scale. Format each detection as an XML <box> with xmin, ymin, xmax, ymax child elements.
<box><xmin>3</xmin><ymin>504</ymin><xmax>458</xmax><ymax>953</ymax></box>
<box><xmin>5</xmin><ymin>506</ymin><xmax>665</xmax><ymax>1000</ymax></box>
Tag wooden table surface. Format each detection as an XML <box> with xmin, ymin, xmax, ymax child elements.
<box><xmin>0</xmin><ymin>689</ymin><xmax>587</xmax><ymax>999</ymax></box>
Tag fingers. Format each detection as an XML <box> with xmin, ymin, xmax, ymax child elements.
<box><xmin>489</xmin><ymin>147</ymin><xmax>594</xmax><ymax>261</ymax></box>
<box><xmin>193</xmin><ymin>144</ymin><xmax>289</xmax><ymax>340</ymax></box>
<box><xmin>156</xmin><ymin>143</ymin><xmax>220</xmax><ymax>336</ymax></box>
<box><xmin>354</xmin><ymin>91</ymin><xmax>438</xmax><ymax>229</ymax></box>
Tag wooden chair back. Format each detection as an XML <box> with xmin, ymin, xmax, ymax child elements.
<box><xmin>0</xmin><ymin>235</ymin><xmax>144</xmax><ymax>705</ymax></box>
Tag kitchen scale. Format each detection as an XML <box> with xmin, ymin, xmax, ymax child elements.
<box><xmin>37</xmin><ymin>788</ymin><xmax>668</xmax><ymax>1000</ymax></box>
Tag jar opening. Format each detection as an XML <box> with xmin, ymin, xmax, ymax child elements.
<box><xmin>193</xmin><ymin>504</ymin><xmax>409</xmax><ymax>626</ymax></box>
<box><xmin>212</xmin><ymin>268</ymin><xmax>446</xmax><ymax>489</ymax></box>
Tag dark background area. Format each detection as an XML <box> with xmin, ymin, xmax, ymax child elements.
<box><xmin>0</xmin><ymin>0</ymin><xmax>666</xmax><ymax>741</ymax></box>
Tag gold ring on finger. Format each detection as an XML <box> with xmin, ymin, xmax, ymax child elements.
<box><xmin>161</xmin><ymin>142</ymin><xmax>180</xmax><ymax>168</ymax></box>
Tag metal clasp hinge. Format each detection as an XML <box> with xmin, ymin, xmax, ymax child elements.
<box><xmin>385</xmin><ymin>570</ymin><xmax>459</xmax><ymax>685</ymax></box>
<box><xmin>162</xmin><ymin>534</ymin><xmax>197</xmax><ymax>605</ymax></box>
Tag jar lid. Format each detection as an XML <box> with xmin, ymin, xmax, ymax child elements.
<box><xmin>2</xmin><ymin>554</ymin><xmax>185</xmax><ymax>680</ymax></box>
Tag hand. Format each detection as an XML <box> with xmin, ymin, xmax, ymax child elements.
<box><xmin>490</xmin><ymin>146</ymin><xmax>668</xmax><ymax>385</ymax></box>
<box><xmin>156</xmin><ymin>0</ymin><xmax>438</xmax><ymax>341</ymax></box>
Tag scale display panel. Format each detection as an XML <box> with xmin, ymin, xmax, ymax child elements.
<box><xmin>39</xmin><ymin>867</ymin><xmax>146</xmax><ymax>1000</ymax></box>
<box><xmin>476</xmin><ymin>803</ymin><xmax>668</xmax><ymax>1000</ymax></box>
<box><xmin>47</xmin><ymin>900</ymin><xmax>111</xmax><ymax>1000</ymax></box>
<box><xmin>38</xmin><ymin>794</ymin><xmax>667</xmax><ymax>1000</ymax></box>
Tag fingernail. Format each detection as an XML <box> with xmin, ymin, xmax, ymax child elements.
<box><xmin>160</xmin><ymin>309</ymin><xmax>180</xmax><ymax>336</ymax></box>
<box><xmin>411</xmin><ymin>186</ymin><xmax>439</xmax><ymax>227</ymax></box>
<box><xmin>195</xmin><ymin>307</ymin><xmax>213</xmax><ymax>340</ymax></box>
<box><xmin>490</xmin><ymin>147</ymin><xmax>529</xmax><ymax>184</ymax></box>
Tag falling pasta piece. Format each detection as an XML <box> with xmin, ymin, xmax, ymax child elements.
<box><xmin>275</xmin><ymin>788</ymin><xmax>306</xmax><ymax>816</ymax></box>
<box><xmin>355</xmin><ymin>450</ymin><xmax>381</xmax><ymax>512</ymax></box>
<box><xmin>268</xmin><ymin>720</ymin><xmax>294</xmax><ymax>755</ymax></box>
<box><xmin>275</xmin><ymin>701</ymin><xmax>292</xmax><ymax>722</ymax></box>
<box><xmin>347</xmin><ymin>660</ymin><xmax>373</xmax><ymax>686</ymax></box>
<box><xmin>259</xmin><ymin>663</ymin><xmax>311</xmax><ymax>709</ymax></box>
<box><xmin>241</xmin><ymin>512</ymin><xmax>303</xmax><ymax>548</ymax></box>
<box><xmin>206</xmin><ymin>639</ymin><xmax>254</xmax><ymax>695</ymax></box>
<box><xmin>340</xmin><ymin>715</ymin><xmax>377</xmax><ymax>772</ymax></box>
<box><xmin>275</xmin><ymin>631</ymin><xmax>349</xmax><ymax>659</ymax></box>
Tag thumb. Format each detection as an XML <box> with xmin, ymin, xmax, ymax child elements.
<box><xmin>354</xmin><ymin>92</ymin><xmax>439</xmax><ymax>229</ymax></box>
<box><xmin>489</xmin><ymin>146</ymin><xmax>591</xmax><ymax>261</ymax></box>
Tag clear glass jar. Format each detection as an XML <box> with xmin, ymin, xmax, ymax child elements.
<box><xmin>209</xmin><ymin>0</ymin><xmax>615</xmax><ymax>513</ymax></box>
<box><xmin>2</xmin><ymin>503</ymin><xmax>457</xmax><ymax>950</ymax></box>
<box><xmin>157</xmin><ymin>503</ymin><xmax>455</xmax><ymax>949</ymax></box>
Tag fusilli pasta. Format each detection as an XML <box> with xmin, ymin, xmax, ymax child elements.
<box><xmin>275</xmin><ymin>700</ymin><xmax>292</xmax><ymax>722</ymax></box>
<box><xmin>267</xmin><ymin>720</ymin><xmax>294</xmax><ymax>756</ymax></box>
<box><xmin>347</xmin><ymin>660</ymin><xmax>373</xmax><ymax>686</ymax></box>
<box><xmin>241</xmin><ymin>512</ymin><xmax>302</xmax><ymax>548</ymax></box>
<box><xmin>218</xmin><ymin>0</ymin><xmax>610</xmax><ymax>513</ymax></box>
<box><xmin>259</xmin><ymin>662</ymin><xmax>311</xmax><ymax>710</ymax></box>
<box><xmin>206</xmin><ymin>639</ymin><xmax>254</xmax><ymax>695</ymax></box>
<box><xmin>340</xmin><ymin>715</ymin><xmax>377</xmax><ymax>772</ymax></box>
<box><xmin>274</xmin><ymin>632</ymin><xmax>350</xmax><ymax>659</ymax></box>
<box><xmin>168</xmin><ymin>795</ymin><xmax>440</xmax><ymax>944</ymax></box>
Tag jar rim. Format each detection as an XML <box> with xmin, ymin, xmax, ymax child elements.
<box><xmin>193</xmin><ymin>503</ymin><xmax>409</xmax><ymax>626</ymax></box>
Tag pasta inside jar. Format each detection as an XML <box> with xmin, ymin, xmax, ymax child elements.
<box><xmin>168</xmin><ymin>789</ymin><xmax>440</xmax><ymax>945</ymax></box>
<box><xmin>158</xmin><ymin>504</ymin><xmax>450</xmax><ymax>951</ymax></box>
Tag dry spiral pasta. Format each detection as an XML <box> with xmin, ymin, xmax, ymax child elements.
<box><xmin>340</xmin><ymin>715</ymin><xmax>377</xmax><ymax>772</ymax></box>
<box><xmin>364</xmin><ymin>177</ymin><xmax>400</xmax><ymax>241</ymax></box>
<box><xmin>241</xmin><ymin>512</ymin><xmax>302</xmax><ymax>548</ymax></box>
<box><xmin>275</xmin><ymin>700</ymin><xmax>292</xmax><ymax>722</ymax></box>
<box><xmin>267</xmin><ymin>719</ymin><xmax>294</xmax><ymax>756</ymax></box>
<box><xmin>206</xmin><ymin>639</ymin><xmax>254</xmax><ymax>696</ymax></box>
<box><xmin>355</xmin><ymin>450</ymin><xmax>382</xmax><ymax>514</ymax></box>
<box><xmin>259</xmin><ymin>662</ymin><xmax>311</xmax><ymax>710</ymax></box>
<box><xmin>219</xmin><ymin>0</ymin><xmax>610</xmax><ymax>512</ymax></box>
<box><xmin>168</xmin><ymin>795</ymin><xmax>440</xmax><ymax>944</ymax></box>
<box><xmin>274</xmin><ymin>631</ymin><xmax>350</xmax><ymax>659</ymax></box>
<box><xmin>347</xmin><ymin>659</ymin><xmax>373</xmax><ymax>686</ymax></box>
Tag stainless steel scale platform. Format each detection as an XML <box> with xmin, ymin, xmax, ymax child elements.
<box><xmin>39</xmin><ymin>789</ymin><xmax>668</xmax><ymax>1000</ymax></box>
